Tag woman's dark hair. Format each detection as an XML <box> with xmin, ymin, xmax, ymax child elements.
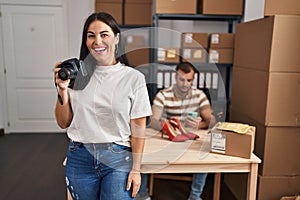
<box><xmin>79</xmin><ymin>12</ymin><xmax>128</xmax><ymax>65</ymax></box>
<box><xmin>74</xmin><ymin>12</ymin><xmax>128</xmax><ymax>90</ymax></box>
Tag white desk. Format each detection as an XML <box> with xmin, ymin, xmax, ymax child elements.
<box><xmin>141</xmin><ymin>128</ymin><xmax>261</xmax><ymax>200</ymax></box>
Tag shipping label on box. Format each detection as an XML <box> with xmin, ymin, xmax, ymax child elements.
<box><xmin>211</xmin><ymin>132</ymin><xmax>226</xmax><ymax>154</ymax></box>
<box><xmin>209</xmin><ymin>50</ymin><xmax>219</xmax><ymax>63</ymax></box>
<box><xmin>210</xmin><ymin>33</ymin><xmax>235</xmax><ymax>48</ymax></box>
<box><xmin>157</xmin><ymin>48</ymin><xmax>179</xmax><ymax>63</ymax></box>
<box><xmin>210</xmin><ymin>123</ymin><xmax>256</xmax><ymax>159</ymax></box>
<box><xmin>181</xmin><ymin>32</ymin><xmax>208</xmax><ymax>48</ymax></box>
<box><xmin>209</xmin><ymin>49</ymin><xmax>233</xmax><ymax>64</ymax></box>
<box><xmin>182</xmin><ymin>48</ymin><xmax>206</xmax><ymax>63</ymax></box>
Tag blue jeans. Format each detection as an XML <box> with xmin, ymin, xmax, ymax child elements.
<box><xmin>138</xmin><ymin>174</ymin><xmax>149</xmax><ymax>196</ymax></box>
<box><xmin>65</xmin><ymin>141</ymin><xmax>134</xmax><ymax>200</ymax></box>
<box><xmin>138</xmin><ymin>173</ymin><xmax>207</xmax><ymax>200</ymax></box>
<box><xmin>188</xmin><ymin>173</ymin><xmax>208</xmax><ymax>200</ymax></box>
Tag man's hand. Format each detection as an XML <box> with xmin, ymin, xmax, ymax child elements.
<box><xmin>184</xmin><ymin>116</ymin><xmax>202</xmax><ymax>129</ymax></box>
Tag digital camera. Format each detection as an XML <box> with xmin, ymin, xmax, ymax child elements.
<box><xmin>57</xmin><ymin>58</ymin><xmax>82</xmax><ymax>89</ymax></box>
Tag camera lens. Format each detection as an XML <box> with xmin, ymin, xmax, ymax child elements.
<box><xmin>58</xmin><ymin>68</ymin><xmax>70</xmax><ymax>81</ymax></box>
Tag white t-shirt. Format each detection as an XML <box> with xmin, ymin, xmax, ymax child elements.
<box><xmin>67</xmin><ymin>62</ymin><xmax>152</xmax><ymax>146</ymax></box>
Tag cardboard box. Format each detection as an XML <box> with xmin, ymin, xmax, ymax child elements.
<box><xmin>181</xmin><ymin>32</ymin><xmax>208</xmax><ymax>48</ymax></box>
<box><xmin>157</xmin><ymin>48</ymin><xmax>179</xmax><ymax>63</ymax></box>
<box><xmin>234</xmin><ymin>15</ymin><xmax>300</xmax><ymax>73</ymax></box>
<box><xmin>198</xmin><ymin>0</ymin><xmax>243</xmax><ymax>15</ymax></box>
<box><xmin>95</xmin><ymin>2</ymin><xmax>123</xmax><ymax>24</ymax></box>
<box><xmin>124</xmin><ymin>2</ymin><xmax>152</xmax><ymax>25</ymax></box>
<box><xmin>224</xmin><ymin>174</ymin><xmax>300</xmax><ymax>200</ymax></box>
<box><xmin>230</xmin><ymin>109</ymin><xmax>300</xmax><ymax>176</ymax></box>
<box><xmin>154</xmin><ymin>0</ymin><xmax>197</xmax><ymax>14</ymax></box>
<box><xmin>231</xmin><ymin>67</ymin><xmax>300</xmax><ymax>127</ymax></box>
<box><xmin>210</xmin><ymin>124</ymin><xmax>255</xmax><ymax>159</ymax></box>
<box><xmin>182</xmin><ymin>48</ymin><xmax>207</xmax><ymax>63</ymax></box>
<box><xmin>257</xmin><ymin>175</ymin><xmax>300</xmax><ymax>200</ymax></box>
<box><xmin>96</xmin><ymin>0</ymin><xmax>122</xmax><ymax>2</ymax></box>
<box><xmin>209</xmin><ymin>49</ymin><xmax>233</xmax><ymax>64</ymax></box>
<box><xmin>126</xmin><ymin>47</ymin><xmax>150</xmax><ymax>67</ymax></box>
<box><xmin>125</xmin><ymin>35</ymin><xmax>146</xmax><ymax>47</ymax></box>
<box><xmin>125</xmin><ymin>35</ymin><xmax>149</xmax><ymax>67</ymax></box>
<box><xmin>209</xmin><ymin>33</ymin><xmax>235</xmax><ymax>49</ymax></box>
<box><xmin>265</xmin><ymin>0</ymin><xmax>300</xmax><ymax>16</ymax></box>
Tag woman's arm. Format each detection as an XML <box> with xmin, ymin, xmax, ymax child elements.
<box><xmin>126</xmin><ymin>117</ymin><xmax>147</xmax><ymax>198</ymax></box>
<box><xmin>54</xmin><ymin>63</ymin><xmax>73</xmax><ymax>129</ymax></box>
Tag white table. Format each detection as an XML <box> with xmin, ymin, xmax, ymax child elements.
<box><xmin>141</xmin><ymin>128</ymin><xmax>261</xmax><ymax>200</ymax></box>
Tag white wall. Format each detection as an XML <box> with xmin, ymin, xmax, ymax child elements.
<box><xmin>0</xmin><ymin>0</ymin><xmax>94</xmax><ymax>131</ymax></box>
<box><xmin>244</xmin><ymin>0</ymin><xmax>265</xmax><ymax>22</ymax></box>
<box><xmin>0</xmin><ymin>13</ymin><xmax>6</xmax><ymax>129</ymax></box>
<box><xmin>66</xmin><ymin>0</ymin><xmax>95</xmax><ymax>58</ymax></box>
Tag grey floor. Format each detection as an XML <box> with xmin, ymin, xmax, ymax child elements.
<box><xmin>0</xmin><ymin>133</ymin><xmax>233</xmax><ymax>200</ymax></box>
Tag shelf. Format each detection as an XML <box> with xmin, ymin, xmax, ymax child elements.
<box><xmin>120</xmin><ymin>24</ymin><xmax>152</xmax><ymax>29</ymax></box>
<box><xmin>147</xmin><ymin>13</ymin><xmax>241</xmax><ymax>119</ymax></box>
<box><xmin>157</xmin><ymin>62</ymin><xmax>232</xmax><ymax>71</ymax></box>
<box><xmin>154</xmin><ymin>14</ymin><xmax>242</xmax><ymax>22</ymax></box>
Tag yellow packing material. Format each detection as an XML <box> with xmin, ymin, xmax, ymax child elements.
<box><xmin>214</xmin><ymin>122</ymin><xmax>251</xmax><ymax>134</ymax></box>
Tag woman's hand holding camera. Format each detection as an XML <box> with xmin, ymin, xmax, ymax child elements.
<box><xmin>54</xmin><ymin>62</ymin><xmax>70</xmax><ymax>92</ymax></box>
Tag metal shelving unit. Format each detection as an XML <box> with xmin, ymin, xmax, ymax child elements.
<box><xmin>148</xmin><ymin>13</ymin><xmax>242</xmax><ymax>119</ymax></box>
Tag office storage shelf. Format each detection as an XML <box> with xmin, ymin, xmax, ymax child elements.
<box><xmin>157</xmin><ymin>62</ymin><xmax>232</xmax><ymax>70</ymax></box>
<box><xmin>153</xmin><ymin>13</ymin><xmax>242</xmax><ymax>22</ymax></box>
<box><xmin>148</xmin><ymin>13</ymin><xmax>242</xmax><ymax>120</ymax></box>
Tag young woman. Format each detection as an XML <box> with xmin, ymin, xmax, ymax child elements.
<box><xmin>54</xmin><ymin>12</ymin><xmax>151</xmax><ymax>200</ymax></box>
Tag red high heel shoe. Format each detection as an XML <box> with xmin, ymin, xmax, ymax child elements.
<box><xmin>161</xmin><ymin>119</ymin><xmax>189</xmax><ymax>142</ymax></box>
<box><xmin>170</xmin><ymin>118</ymin><xmax>200</xmax><ymax>140</ymax></box>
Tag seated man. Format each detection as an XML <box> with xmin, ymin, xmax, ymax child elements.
<box><xmin>136</xmin><ymin>62</ymin><xmax>215</xmax><ymax>200</ymax></box>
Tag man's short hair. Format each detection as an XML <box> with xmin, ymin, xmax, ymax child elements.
<box><xmin>175</xmin><ymin>62</ymin><xmax>198</xmax><ymax>74</ymax></box>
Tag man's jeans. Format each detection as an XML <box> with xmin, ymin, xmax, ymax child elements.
<box><xmin>65</xmin><ymin>141</ymin><xmax>134</xmax><ymax>200</ymax></box>
<box><xmin>188</xmin><ymin>173</ymin><xmax>208</xmax><ymax>200</ymax></box>
<box><xmin>138</xmin><ymin>173</ymin><xmax>150</xmax><ymax>196</ymax></box>
<box><xmin>139</xmin><ymin>173</ymin><xmax>207</xmax><ymax>200</ymax></box>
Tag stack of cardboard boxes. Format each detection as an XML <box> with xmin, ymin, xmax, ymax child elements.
<box><xmin>225</xmin><ymin>1</ymin><xmax>300</xmax><ymax>199</ymax></box>
<box><xmin>198</xmin><ymin>0</ymin><xmax>243</xmax><ymax>15</ymax></box>
<box><xmin>181</xmin><ymin>32</ymin><xmax>208</xmax><ymax>63</ymax></box>
<box><xmin>95</xmin><ymin>0</ymin><xmax>152</xmax><ymax>25</ymax></box>
<box><xmin>154</xmin><ymin>0</ymin><xmax>197</xmax><ymax>14</ymax></box>
<box><xmin>95</xmin><ymin>0</ymin><xmax>244</xmax><ymax>67</ymax></box>
<box><xmin>208</xmin><ymin>33</ymin><xmax>235</xmax><ymax>64</ymax></box>
<box><xmin>177</xmin><ymin>32</ymin><xmax>236</xmax><ymax>65</ymax></box>
<box><xmin>155</xmin><ymin>0</ymin><xmax>244</xmax><ymax>16</ymax></box>
<box><xmin>125</xmin><ymin>35</ymin><xmax>150</xmax><ymax>67</ymax></box>
<box><xmin>95</xmin><ymin>0</ymin><xmax>123</xmax><ymax>24</ymax></box>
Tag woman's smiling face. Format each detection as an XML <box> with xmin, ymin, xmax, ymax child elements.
<box><xmin>86</xmin><ymin>20</ymin><xmax>119</xmax><ymax>66</ymax></box>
